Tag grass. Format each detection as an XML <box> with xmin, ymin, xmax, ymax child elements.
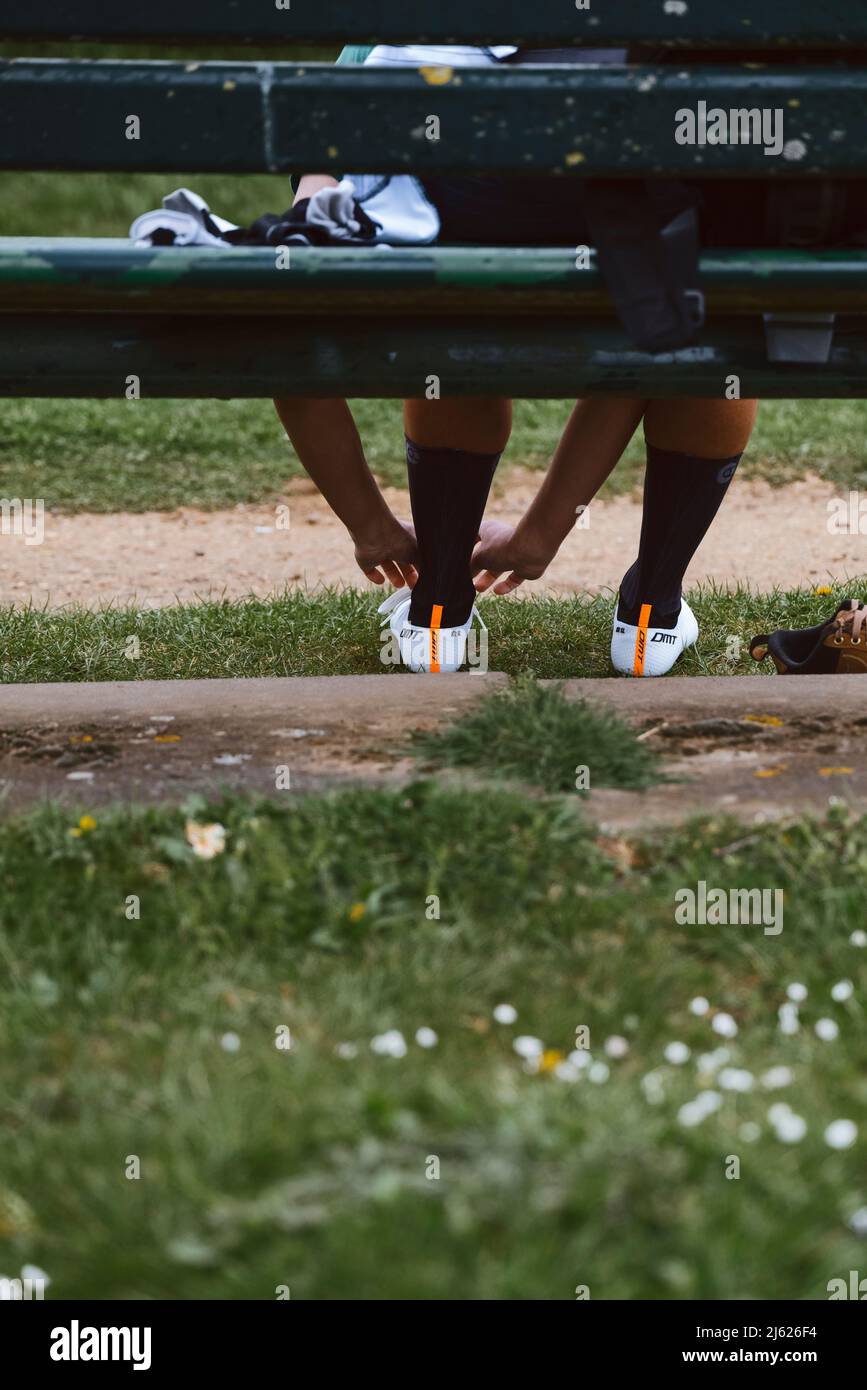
<box><xmin>2</xmin><ymin>397</ymin><xmax>867</xmax><ymax>514</ymax></box>
<box><xmin>2</xmin><ymin>580</ymin><xmax>861</xmax><ymax>684</ymax></box>
<box><xmin>411</xmin><ymin>677</ymin><xmax>661</xmax><ymax>793</ymax></box>
<box><xmin>0</xmin><ymin>783</ymin><xmax>864</xmax><ymax>1299</ymax></box>
<box><xmin>4</xmin><ymin>34</ymin><xmax>863</xmax><ymax>1309</ymax></box>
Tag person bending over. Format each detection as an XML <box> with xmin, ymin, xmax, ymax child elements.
<box><xmin>276</xmin><ymin>42</ymin><xmax>758</xmax><ymax>676</ymax></box>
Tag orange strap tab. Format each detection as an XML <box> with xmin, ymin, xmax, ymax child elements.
<box><xmin>430</xmin><ymin>604</ymin><xmax>443</xmax><ymax>673</ymax></box>
<box><xmin>633</xmin><ymin>603</ymin><xmax>652</xmax><ymax>676</ymax></box>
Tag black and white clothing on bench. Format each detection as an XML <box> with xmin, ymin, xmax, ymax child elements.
<box><xmin>129</xmin><ymin>42</ymin><xmax>867</xmax><ymax>350</ymax></box>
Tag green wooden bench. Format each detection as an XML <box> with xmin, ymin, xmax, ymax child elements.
<box><xmin>1</xmin><ymin>3</ymin><xmax>866</xmax><ymax>398</ymax></box>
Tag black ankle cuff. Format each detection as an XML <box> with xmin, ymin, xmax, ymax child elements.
<box><xmin>409</xmin><ymin>588</ymin><xmax>476</xmax><ymax>629</ymax></box>
<box><xmin>616</xmin><ymin>594</ymin><xmax>681</xmax><ymax>630</ymax></box>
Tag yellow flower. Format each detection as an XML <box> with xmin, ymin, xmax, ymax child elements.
<box><xmin>349</xmin><ymin>903</ymin><xmax>366</xmax><ymax>922</ymax></box>
<box><xmin>539</xmin><ymin>1049</ymin><xmax>565</xmax><ymax>1074</ymax></box>
<box><xmin>814</xmin><ymin>586</ymin><xmax>833</xmax><ymax>596</ymax></box>
<box><xmin>69</xmin><ymin>814</ymin><xmax>97</xmax><ymax>838</ymax></box>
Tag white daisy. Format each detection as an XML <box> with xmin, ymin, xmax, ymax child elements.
<box><xmin>774</xmin><ymin>1112</ymin><xmax>807</xmax><ymax>1143</ymax></box>
<box><xmin>641</xmin><ymin>1071</ymin><xmax>666</xmax><ymax>1104</ymax></box>
<box><xmin>712</xmin><ymin>1013</ymin><xmax>738</xmax><ymax>1038</ymax></box>
<box><xmin>815</xmin><ymin>1018</ymin><xmax>840</xmax><ymax>1042</ymax></box>
<box><xmin>761</xmin><ymin>1066</ymin><xmax>794</xmax><ymax>1090</ymax></box>
<box><xmin>847</xmin><ymin>1206</ymin><xmax>867</xmax><ymax>1236</ymax></box>
<box><xmin>370</xmin><ymin>1029</ymin><xmax>408</xmax><ymax>1058</ymax></box>
<box><xmin>778</xmin><ymin>1002</ymin><xmax>800</xmax><ymax>1036</ymax></box>
<box><xmin>718</xmin><ymin>1067</ymin><xmax>754</xmax><ymax>1093</ymax></box>
<box><xmin>696</xmin><ymin>1047</ymin><xmax>730</xmax><ymax>1074</ymax></box>
<box><xmin>185</xmin><ymin>820</ymin><xmax>227</xmax><ymax>860</ymax></box>
<box><xmin>825</xmin><ymin>1119</ymin><xmax>857</xmax><ymax>1150</ymax></box>
<box><xmin>553</xmin><ymin>1060</ymin><xmax>581</xmax><ymax>1083</ymax></box>
<box><xmin>768</xmin><ymin>1102</ymin><xmax>793</xmax><ymax>1125</ymax></box>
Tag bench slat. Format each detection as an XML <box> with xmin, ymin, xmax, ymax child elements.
<box><xmin>2</xmin><ymin>61</ymin><xmax>864</xmax><ymax>175</ymax></box>
<box><xmin>4</xmin><ymin>312</ymin><xmax>867</xmax><ymax>399</ymax></box>
<box><xmin>2</xmin><ymin>242</ymin><xmax>866</xmax><ymax>316</ymax></box>
<box><xmin>0</xmin><ymin>0</ymin><xmax>863</xmax><ymax>47</ymax></box>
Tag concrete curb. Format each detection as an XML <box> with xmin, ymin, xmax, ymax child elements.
<box><xmin>0</xmin><ymin>671</ymin><xmax>861</xmax><ymax>727</ymax></box>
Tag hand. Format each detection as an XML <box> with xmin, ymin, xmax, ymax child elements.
<box><xmin>354</xmin><ymin>516</ymin><xmax>418</xmax><ymax>589</ymax></box>
<box><xmin>471</xmin><ymin>519</ymin><xmax>552</xmax><ymax>595</ymax></box>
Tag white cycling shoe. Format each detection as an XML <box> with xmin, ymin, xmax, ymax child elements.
<box><xmin>610</xmin><ymin>598</ymin><xmax>699</xmax><ymax>677</ymax></box>
<box><xmin>378</xmin><ymin>586</ymin><xmax>486</xmax><ymax>673</ymax></box>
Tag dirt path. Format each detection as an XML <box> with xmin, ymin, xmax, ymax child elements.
<box><xmin>2</xmin><ymin>673</ymin><xmax>865</xmax><ymax>828</ymax></box>
<box><xmin>2</xmin><ymin>473</ymin><xmax>864</xmax><ymax>609</ymax></box>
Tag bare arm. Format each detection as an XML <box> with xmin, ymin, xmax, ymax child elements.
<box><xmin>273</xmin><ymin>397</ymin><xmax>417</xmax><ymax>587</ymax></box>
<box><xmin>294</xmin><ymin>173</ymin><xmax>339</xmax><ymax>201</ymax></box>
<box><xmin>272</xmin><ymin>176</ymin><xmax>416</xmax><ymax>587</ymax></box>
<box><xmin>473</xmin><ymin>397</ymin><xmax>647</xmax><ymax>594</ymax></box>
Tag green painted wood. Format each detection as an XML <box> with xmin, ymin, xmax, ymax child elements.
<box><xmin>2</xmin><ymin>241</ymin><xmax>866</xmax><ymax>316</ymax></box>
<box><xmin>1</xmin><ymin>61</ymin><xmax>864</xmax><ymax>175</ymax></box>
<box><xmin>0</xmin><ymin>0</ymin><xmax>863</xmax><ymax>47</ymax></box>
<box><xmin>3</xmin><ymin>313</ymin><xmax>867</xmax><ymax>399</ymax></box>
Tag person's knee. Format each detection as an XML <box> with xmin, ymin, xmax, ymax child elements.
<box><xmin>404</xmin><ymin>398</ymin><xmax>512</xmax><ymax>454</ymax></box>
<box><xmin>644</xmin><ymin>399</ymin><xmax>758</xmax><ymax>458</ymax></box>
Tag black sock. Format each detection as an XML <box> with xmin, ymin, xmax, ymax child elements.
<box><xmin>406</xmin><ymin>437</ymin><xmax>501</xmax><ymax>628</ymax></box>
<box><xmin>618</xmin><ymin>444</ymin><xmax>742</xmax><ymax>628</ymax></box>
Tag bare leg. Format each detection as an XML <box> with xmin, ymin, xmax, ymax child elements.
<box><xmin>643</xmin><ymin>397</ymin><xmax>758</xmax><ymax>457</ymax></box>
<box><xmin>403</xmin><ymin>397</ymin><xmax>512</xmax><ymax>453</ymax></box>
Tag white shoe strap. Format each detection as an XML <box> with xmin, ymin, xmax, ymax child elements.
<box><xmin>377</xmin><ymin>585</ymin><xmax>412</xmax><ymax>617</ymax></box>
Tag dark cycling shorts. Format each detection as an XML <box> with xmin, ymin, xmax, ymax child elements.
<box><xmin>421</xmin><ymin>48</ymin><xmax>867</xmax><ymax>250</ymax></box>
